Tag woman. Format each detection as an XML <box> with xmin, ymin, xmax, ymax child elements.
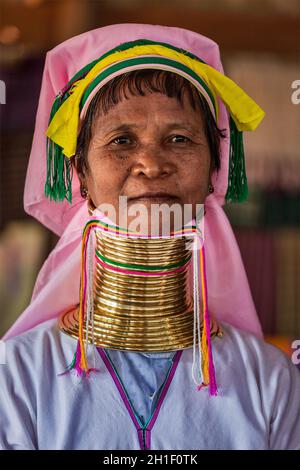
<box><xmin>0</xmin><ymin>24</ymin><xmax>299</xmax><ymax>450</ymax></box>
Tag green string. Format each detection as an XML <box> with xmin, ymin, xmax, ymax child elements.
<box><xmin>96</xmin><ymin>250</ymin><xmax>191</xmax><ymax>271</ymax></box>
<box><xmin>225</xmin><ymin>116</ymin><xmax>249</xmax><ymax>204</ymax></box>
<box><xmin>44</xmin><ymin>138</ymin><xmax>72</xmax><ymax>203</ymax></box>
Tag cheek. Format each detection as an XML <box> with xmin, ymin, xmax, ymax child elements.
<box><xmin>85</xmin><ymin>155</ymin><xmax>129</xmax><ymax>202</ymax></box>
<box><xmin>177</xmin><ymin>154</ymin><xmax>211</xmax><ymax>200</ymax></box>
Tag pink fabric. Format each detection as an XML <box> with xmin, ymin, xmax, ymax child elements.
<box><xmin>4</xmin><ymin>24</ymin><xmax>263</xmax><ymax>340</ymax></box>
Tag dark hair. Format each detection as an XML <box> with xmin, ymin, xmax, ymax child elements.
<box><xmin>72</xmin><ymin>70</ymin><xmax>225</xmax><ymax>181</ymax></box>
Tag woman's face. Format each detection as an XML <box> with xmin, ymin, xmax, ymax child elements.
<box><xmin>79</xmin><ymin>90</ymin><xmax>212</xmax><ymax>234</ymax></box>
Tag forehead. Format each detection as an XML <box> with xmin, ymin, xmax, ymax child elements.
<box><xmin>92</xmin><ymin>91</ymin><xmax>204</xmax><ymax>133</ymax></box>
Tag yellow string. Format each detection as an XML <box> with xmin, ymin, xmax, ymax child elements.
<box><xmin>200</xmin><ymin>246</ymin><xmax>210</xmax><ymax>385</ymax></box>
<box><xmin>78</xmin><ymin>227</ymin><xmax>89</xmax><ymax>371</ymax></box>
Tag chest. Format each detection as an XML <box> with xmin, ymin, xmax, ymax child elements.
<box><xmin>36</xmin><ymin>349</ymin><xmax>269</xmax><ymax>450</ymax></box>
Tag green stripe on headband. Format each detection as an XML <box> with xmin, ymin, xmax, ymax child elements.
<box><xmin>49</xmin><ymin>39</ymin><xmax>208</xmax><ymax>123</ymax></box>
<box><xmin>45</xmin><ymin>38</ymin><xmax>265</xmax><ymax>205</ymax></box>
<box><xmin>80</xmin><ymin>56</ymin><xmax>216</xmax><ymax>116</ymax></box>
<box><xmin>57</xmin><ymin>39</ymin><xmax>207</xmax><ymax>103</ymax></box>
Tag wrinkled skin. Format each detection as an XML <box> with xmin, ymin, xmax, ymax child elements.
<box><xmin>78</xmin><ymin>90</ymin><xmax>212</xmax><ymax>234</ymax></box>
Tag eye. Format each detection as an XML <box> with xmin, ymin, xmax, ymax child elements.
<box><xmin>169</xmin><ymin>135</ymin><xmax>190</xmax><ymax>144</ymax></box>
<box><xmin>110</xmin><ymin>135</ymin><xmax>133</xmax><ymax>145</ymax></box>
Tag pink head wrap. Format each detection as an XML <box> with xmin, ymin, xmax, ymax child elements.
<box><xmin>4</xmin><ymin>23</ymin><xmax>263</xmax><ymax>340</ymax></box>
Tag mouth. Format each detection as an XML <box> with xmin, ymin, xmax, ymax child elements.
<box><xmin>127</xmin><ymin>192</ymin><xmax>181</xmax><ymax>204</ymax></box>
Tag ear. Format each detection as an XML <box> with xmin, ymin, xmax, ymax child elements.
<box><xmin>71</xmin><ymin>156</ymin><xmax>88</xmax><ymax>194</ymax></box>
<box><xmin>77</xmin><ymin>171</ymin><xmax>87</xmax><ymax>188</ymax></box>
<box><xmin>72</xmin><ymin>154</ymin><xmax>84</xmax><ymax>176</ymax></box>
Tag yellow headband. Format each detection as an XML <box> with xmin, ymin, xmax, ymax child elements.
<box><xmin>44</xmin><ymin>40</ymin><xmax>265</xmax><ymax>204</ymax></box>
<box><xmin>46</xmin><ymin>43</ymin><xmax>265</xmax><ymax>159</ymax></box>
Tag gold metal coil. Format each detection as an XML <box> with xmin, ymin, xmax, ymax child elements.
<box><xmin>93</xmin><ymin>287</ymin><xmax>188</xmax><ymax>304</ymax></box>
<box><xmin>94</xmin><ymin>280</ymin><xmax>189</xmax><ymax>298</ymax></box>
<box><xmin>96</xmin><ymin>237</ymin><xmax>190</xmax><ymax>253</ymax></box>
<box><xmin>59</xmin><ymin>306</ymin><xmax>222</xmax><ymax>352</ymax></box>
<box><xmin>95</xmin><ymin>265</ymin><xmax>189</xmax><ymax>284</ymax></box>
<box><xmin>90</xmin><ymin>315</ymin><xmax>194</xmax><ymax>330</ymax></box>
<box><xmin>63</xmin><ymin>305</ymin><xmax>195</xmax><ymax>329</ymax></box>
<box><xmin>93</xmin><ymin>290</ymin><xmax>189</xmax><ymax>307</ymax></box>
<box><xmin>85</xmin><ymin>321</ymin><xmax>194</xmax><ymax>339</ymax></box>
<box><xmin>92</xmin><ymin>302</ymin><xmax>194</xmax><ymax>319</ymax></box>
<box><xmin>97</xmin><ymin>242</ymin><xmax>191</xmax><ymax>253</ymax></box>
<box><xmin>95</xmin><ymin>231</ymin><xmax>192</xmax><ymax>246</ymax></box>
<box><xmin>94</xmin><ymin>270</ymin><xmax>189</xmax><ymax>290</ymax></box>
<box><xmin>92</xmin><ymin>297</ymin><xmax>188</xmax><ymax>314</ymax></box>
<box><xmin>96</xmin><ymin>260</ymin><xmax>190</xmax><ymax>277</ymax></box>
<box><xmin>97</xmin><ymin>246</ymin><xmax>191</xmax><ymax>261</ymax></box>
<box><xmin>59</xmin><ymin>224</ymin><xmax>221</xmax><ymax>351</ymax></box>
<box><xmin>59</xmin><ymin>307</ymin><xmax>194</xmax><ymax>350</ymax></box>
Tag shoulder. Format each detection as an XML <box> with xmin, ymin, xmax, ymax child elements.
<box><xmin>216</xmin><ymin>323</ymin><xmax>300</xmax><ymax>450</ymax></box>
<box><xmin>0</xmin><ymin>320</ymin><xmax>75</xmax><ymax>450</ymax></box>
<box><xmin>3</xmin><ymin>318</ymin><xmax>64</xmax><ymax>352</ymax></box>
<box><xmin>1</xmin><ymin>319</ymin><xmax>76</xmax><ymax>381</ymax></box>
<box><xmin>215</xmin><ymin>320</ymin><xmax>295</xmax><ymax>370</ymax></box>
<box><xmin>212</xmin><ymin>321</ymin><xmax>300</xmax><ymax>403</ymax></box>
<box><xmin>217</xmin><ymin>320</ymin><xmax>300</xmax><ymax>377</ymax></box>
<box><xmin>4</xmin><ymin>318</ymin><xmax>61</xmax><ymax>347</ymax></box>
<box><xmin>205</xmin><ymin>322</ymin><xmax>300</xmax><ymax>449</ymax></box>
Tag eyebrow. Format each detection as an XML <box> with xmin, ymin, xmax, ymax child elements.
<box><xmin>105</xmin><ymin>122</ymin><xmax>199</xmax><ymax>133</ymax></box>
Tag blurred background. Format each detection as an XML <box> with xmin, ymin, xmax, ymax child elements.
<box><xmin>0</xmin><ymin>0</ymin><xmax>299</xmax><ymax>356</ymax></box>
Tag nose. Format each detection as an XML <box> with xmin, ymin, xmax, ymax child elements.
<box><xmin>131</xmin><ymin>145</ymin><xmax>175</xmax><ymax>179</ymax></box>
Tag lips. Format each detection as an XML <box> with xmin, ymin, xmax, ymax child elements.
<box><xmin>128</xmin><ymin>192</ymin><xmax>180</xmax><ymax>202</ymax></box>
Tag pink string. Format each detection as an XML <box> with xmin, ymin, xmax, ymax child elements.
<box><xmin>201</xmin><ymin>243</ymin><xmax>217</xmax><ymax>396</ymax></box>
<box><xmin>95</xmin><ymin>253</ymin><xmax>189</xmax><ymax>277</ymax></box>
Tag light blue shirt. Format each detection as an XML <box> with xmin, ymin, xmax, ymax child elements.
<box><xmin>105</xmin><ymin>349</ymin><xmax>176</xmax><ymax>426</ymax></box>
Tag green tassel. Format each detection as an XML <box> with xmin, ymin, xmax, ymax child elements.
<box><xmin>225</xmin><ymin>116</ymin><xmax>249</xmax><ymax>204</ymax></box>
<box><xmin>44</xmin><ymin>89</ymin><xmax>74</xmax><ymax>204</ymax></box>
<box><xmin>44</xmin><ymin>137</ymin><xmax>73</xmax><ymax>203</ymax></box>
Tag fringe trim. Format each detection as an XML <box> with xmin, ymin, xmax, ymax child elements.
<box><xmin>44</xmin><ymin>137</ymin><xmax>73</xmax><ymax>203</ymax></box>
<box><xmin>225</xmin><ymin>116</ymin><xmax>249</xmax><ymax>204</ymax></box>
<box><xmin>58</xmin><ymin>340</ymin><xmax>98</xmax><ymax>378</ymax></box>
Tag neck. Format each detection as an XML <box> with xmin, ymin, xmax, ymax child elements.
<box><xmin>59</xmin><ymin>201</ymin><xmax>221</xmax><ymax>353</ymax></box>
